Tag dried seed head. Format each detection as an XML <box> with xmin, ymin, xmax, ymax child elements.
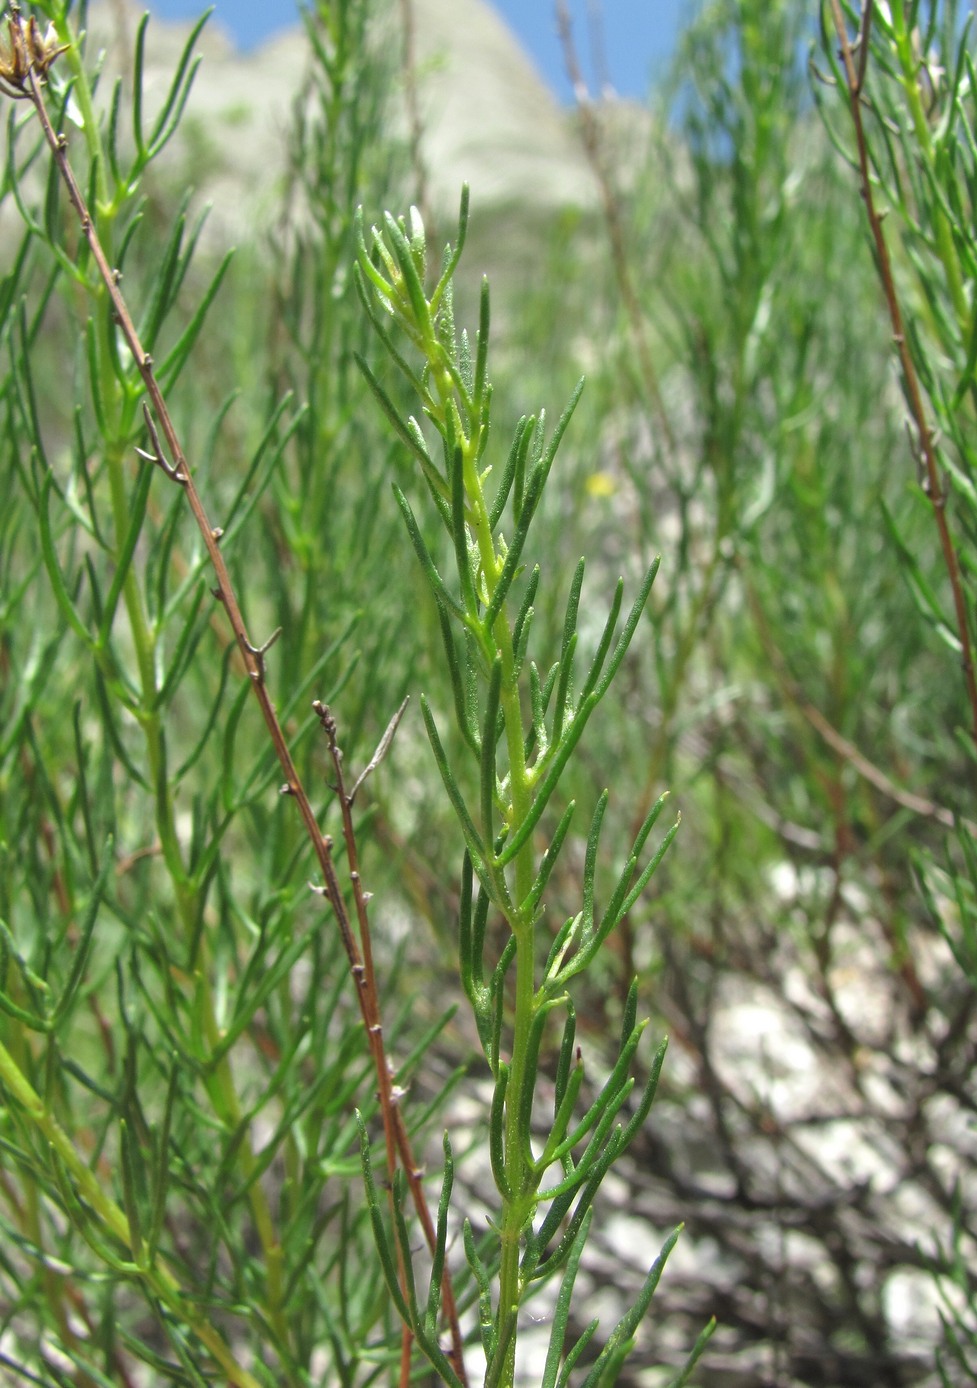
<box><xmin>0</xmin><ymin>13</ymin><xmax>30</xmax><ymax>92</ymax></box>
<box><xmin>26</xmin><ymin>17</ymin><xmax>66</xmax><ymax>79</ymax></box>
<box><xmin>0</xmin><ymin>13</ymin><xmax>66</xmax><ymax>97</ymax></box>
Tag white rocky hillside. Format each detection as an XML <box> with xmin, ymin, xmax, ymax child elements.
<box><xmin>81</xmin><ymin>0</ymin><xmax>598</xmax><ymax>245</ymax></box>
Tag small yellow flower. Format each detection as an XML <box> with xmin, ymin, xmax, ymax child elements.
<box><xmin>584</xmin><ymin>471</ymin><xmax>617</xmax><ymax>499</ymax></box>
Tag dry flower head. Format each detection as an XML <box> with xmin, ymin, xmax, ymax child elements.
<box><xmin>0</xmin><ymin>11</ymin><xmax>67</xmax><ymax>98</ymax></box>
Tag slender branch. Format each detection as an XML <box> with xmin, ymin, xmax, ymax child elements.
<box><xmin>798</xmin><ymin>693</ymin><xmax>974</xmax><ymax>834</ymax></box>
<box><xmin>746</xmin><ymin>575</ymin><xmax>975</xmax><ymax>834</ymax></box>
<box><xmin>830</xmin><ymin>0</ymin><xmax>977</xmax><ymax>751</ymax></box>
<box><xmin>18</xmin><ymin>27</ymin><xmax>467</xmax><ymax>1385</ymax></box>
<box><xmin>315</xmin><ymin>701</ymin><xmax>467</xmax><ymax>1383</ymax></box>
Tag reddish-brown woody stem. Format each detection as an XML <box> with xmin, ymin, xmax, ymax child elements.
<box><xmin>830</xmin><ymin>0</ymin><xmax>977</xmax><ymax>752</ymax></box>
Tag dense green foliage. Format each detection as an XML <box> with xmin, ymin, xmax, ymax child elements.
<box><xmin>0</xmin><ymin>0</ymin><xmax>973</xmax><ymax>1385</ymax></box>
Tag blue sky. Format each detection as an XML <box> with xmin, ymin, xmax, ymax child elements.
<box><xmin>143</xmin><ymin>1</ymin><xmax>687</xmax><ymax>103</ymax></box>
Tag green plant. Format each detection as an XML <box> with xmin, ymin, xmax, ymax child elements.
<box><xmin>821</xmin><ymin>0</ymin><xmax>977</xmax><ymax>748</ymax></box>
<box><xmin>353</xmin><ymin>191</ymin><xmax>714</xmax><ymax>1386</ymax></box>
<box><xmin>18</xmin><ymin>0</ymin><xmax>977</xmax><ymax>1378</ymax></box>
<box><xmin>0</xmin><ymin>2</ymin><xmax>458</xmax><ymax>1382</ymax></box>
<box><xmin>500</xmin><ymin>0</ymin><xmax>977</xmax><ymax>1379</ymax></box>
<box><xmin>0</xmin><ymin>1</ymin><xmax>720</xmax><ymax>1383</ymax></box>
<box><xmin>819</xmin><ymin>2</ymin><xmax>977</xmax><ymax>1379</ymax></box>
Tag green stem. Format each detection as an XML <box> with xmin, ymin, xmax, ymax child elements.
<box><xmin>428</xmin><ymin>345</ymin><xmax>541</xmax><ymax>1388</ymax></box>
<box><xmin>6</xmin><ymin>1016</ymin><xmax>94</xmax><ymax>1384</ymax></box>
<box><xmin>488</xmin><ymin>927</ymin><xmax>536</xmax><ymax>1388</ymax></box>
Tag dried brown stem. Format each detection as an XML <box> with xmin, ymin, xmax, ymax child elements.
<box><xmin>19</xmin><ymin>25</ymin><xmax>467</xmax><ymax>1384</ymax></box>
<box><xmin>830</xmin><ymin>0</ymin><xmax>977</xmax><ymax>752</ymax></box>
<box><xmin>315</xmin><ymin>701</ymin><xmax>467</xmax><ymax>1383</ymax></box>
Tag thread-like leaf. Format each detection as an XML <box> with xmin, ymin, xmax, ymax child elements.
<box><xmin>118</xmin><ymin>1120</ymin><xmax>144</xmax><ymax>1267</ymax></box>
<box><xmin>471</xmin><ymin>883</ymin><xmax>494</xmax><ymax>1054</ymax></box>
<box><xmin>355</xmin><ymin>1113</ymin><xmax>411</xmax><ymax>1324</ymax></box>
<box><xmin>480</xmin><ymin>657</ymin><xmax>503</xmax><ymax>845</ymax></box>
<box><xmin>438</xmin><ymin>601</ymin><xmax>480</xmax><ymax>754</ymax></box>
<box><xmin>606</xmin><ymin>1039</ymin><xmax>666</xmax><ymax>1171</ymax></box>
<box><xmin>483</xmin><ymin>460</ymin><xmax>546</xmax><ymax>632</ymax></box>
<box><xmin>490</xmin><ymin>1063</ymin><xmax>511</xmax><ymax>1199</ymax></box>
<box><xmin>495</xmin><ymin>690</ymin><xmax>599</xmax><ymax>869</ymax></box>
<box><xmin>512</xmin><ymin>563</ymin><xmax>540</xmax><ymax>671</ymax></box>
<box><xmin>96</xmin><ymin>460</ymin><xmax>154</xmax><ymax>650</ymax></box>
<box><xmin>663</xmin><ymin>1317</ymin><xmax>717</xmax><ymax>1388</ymax></box>
<box><xmin>530</xmin><ymin>1134</ymin><xmax>621</xmax><ymax>1280</ymax></box>
<box><xmin>585</xmin><ymin>816</ymin><xmax>680</xmax><ymax>966</ymax></box>
<box><xmin>424</xmin><ymin>1133</ymin><xmax>454</xmax><ymax>1334</ymax></box>
<box><xmin>356</xmin><ymin>351</ymin><xmax>431</xmax><ymax>463</ymax></box>
<box><xmin>146</xmin><ymin>11</ymin><xmax>211</xmax><ymax>158</ymax></box>
<box><xmin>577</xmin><ymin>1226</ymin><xmax>684</xmax><ymax>1388</ymax></box>
<box><xmin>544</xmin><ymin>1020</ymin><xmax>645</xmax><ymax>1175</ymax></box>
<box><xmin>557</xmin><ymin>1014</ymin><xmax>580</xmax><ymax>1107</ymax></box>
<box><xmin>50</xmin><ymin>837</ymin><xmax>113</xmax><ymax>1031</ymax></box>
<box><xmin>517</xmin><ymin>995</ymin><xmax>569</xmax><ymax>1173</ymax></box>
<box><xmin>37</xmin><ymin>473</ymin><xmax>90</xmax><ymax>646</ymax></box>
<box><xmin>146</xmin><ymin>1061</ymin><xmax>178</xmax><ymax>1266</ymax></box>
<box><xmin>158</xmin><ymin>249</ymin><xmax>233</xmax><ymax>391</ymax></box>
<box><xmin>132</xmin><ymin>11</ymin><xmax>150</xmax><ymax>158</ymax></box>
<box><xmin>540</xmin><ymin>1209</ymin><xmax>593</xmax><ymax>1388</ymax></box>
<box><xmin>138</xmin><ymin>198</ymin><xmax>190</xmax><ymax>349</ymax></box>
<box><xmin>383</xmin><ymin>211</ymin><xmax>432</xmax><ymax>340</ymax></box>
<box><xmin>394</xmin><ymin>486</ymin><xmax>466</xmax><ymax>620</ymax></box>
<box><xmin>521</xmin><ymin>800</ymin><xmax>576</xmax><ymax>918</ymax></box>
<box><xmin>490</xmin><ymin>414</ymin><xmax>533</xmax><ymax>531</ymax></box>
<box><xmin>464</xmin><ymin>1219</ymin><xmax>497</xmax><ymax>1360</ymax></box>
<box><xmin>450</xmin><ymin>443</ymin><xmax>479</xmax><ymax>616</ymax></box>
<box><xmin>534</xmin><ymin>1051</ymin><xmax>584</xmax><ymax>1176</ymax></box>
<box><xmin>473</xmin><ymin>276</ymin><xmax>491</xmax><ymax>416</ymax></box>
<box><xmin>430</xmin><ymin>183</ymin><xmax>470</xmax><ymax>315</ymax></box>
<box><xmin>421</xmin><ymin>696</ymin><xmax>485</xmax><ymax>866</ymax></box>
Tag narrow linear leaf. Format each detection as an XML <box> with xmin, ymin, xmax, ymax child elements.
<box><xmin>464</xmin><ymin>1219</ymin><xmax>497</xmax><ymax>1361</ymax></box>
<box><xmin>394</xmin><ymin>486</ymin><xmax>466</xmax><ymax>620</ymax></box>
<box><xmin>50</xmin><ymin>836</ymin><xmax>113</xmax><ymax>1031</ymax></box>
<box><xmin>490</xmin><ymin>1063</ymin><xmax>511</xmax><ymax>1198</ymax></box>
<box><xmin>421</xmin><ymin>695</ymin><xmax>485</xmax><ymax>863</ymax></box>
<box><xmin>521</xmin><ymin>800</ymin><xmax>576</xmax><ymax>918</ymax></box>
<box><xmin>540</xmin><ymin>1209</ymin><xmax>594</xmax><ymax>1388</ymax></box>
<box><xmin>495</xmin><ymin>690</ymin><xmax>600</xmax><ymax>868</ymax></box>
<box><xmin>578</xmin><ymin>1226</ymin><xmax>684</xmax><ymax>1388</ymax></box>
<box><xmin>146</xmin><ymin>11</ymin><xmax>213</xmax><ymax>157</ymax></box>
<box><xmin>430</xmin><ymin>183</ymin><xmax>471</xmax><ymax>314</ymax></box>
<box><xmin>96</xmin><ymin>459</ymin><xmax>154</xmax><ymax>648</ymax></box>
<box><xmin>158</xmin><ymin>249</ymin><xmax>234</xmax><ymax>390</ymax></box>
<box><xmin>480</xmin><ymin>657</ymin><xmax>503</xmax><ymax>846</ymax></box>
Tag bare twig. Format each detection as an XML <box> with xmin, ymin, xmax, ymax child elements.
<box><xmin>16</xmin><ymin>19</ymin><xmax>467</xmax><ymax>1383</ymax></box>
<box><xmin>314</xmin><ymin>700</ymin><xmax>467</xmax><ymax>1381</ymax></box>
